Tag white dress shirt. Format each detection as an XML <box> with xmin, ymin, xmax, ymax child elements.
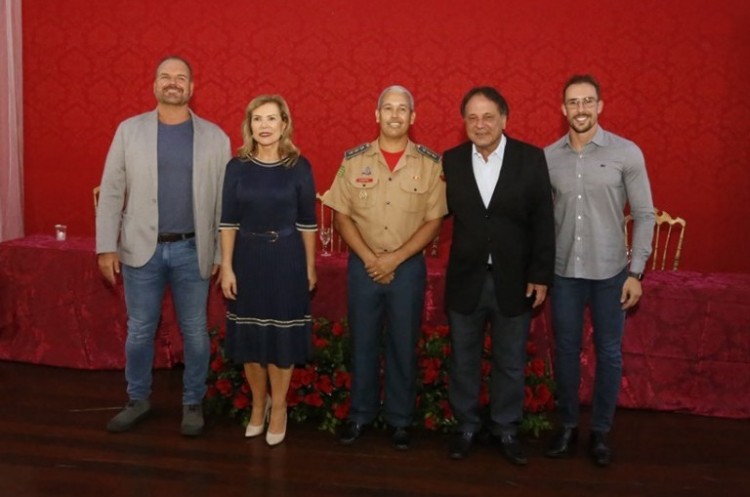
<box><xmin>472</xmin><ymin>134</ymin><xmax>507</xmax><ymax>263</ymax></box>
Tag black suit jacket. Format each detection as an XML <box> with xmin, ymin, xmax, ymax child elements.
<box><xmin>443</xmin><ymin>136</ymin><xmax>555</xmax><ymax>317</ymax></box>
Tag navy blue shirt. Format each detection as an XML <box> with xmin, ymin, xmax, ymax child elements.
<box><xmin>157</xmin><ymin>119</ymin><xmax>194</xmax><ymax>233</ymax></box>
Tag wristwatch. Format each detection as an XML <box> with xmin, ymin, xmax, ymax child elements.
<box><xmin>628</xmin><ymin>271</ymin><xmax>644</xmax><ymax>281</ymax></box>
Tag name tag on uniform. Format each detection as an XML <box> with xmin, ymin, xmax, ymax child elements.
<box><xmin>356</xmin><ymin>177</ymin><xmax>374</xmax><ymax>183</ymax></box>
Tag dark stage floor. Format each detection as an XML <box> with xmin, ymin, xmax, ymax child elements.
<box><xmin>0</xmin><ymin>361</ymin><xmax>747</xmax><ymax>497</ymax></box>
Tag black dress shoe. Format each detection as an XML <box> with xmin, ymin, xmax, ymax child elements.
<box><xmin>448</xmin><ymin>432</ymin><xmax>475</xmax><ymax>460</ymax></box>
<box><xmin>339</xmin><ymin>421</ymin><xmax>366</xmax><ymax>445</ymax></box>
<box><xmin>392</xmin><ymin>427</ymin><xmax>410</xmax><ymax>451</ymax></box>
<box><xmin>497</xmin><ymin>433</ymin><xmax>528</xmax><ymax>466</ymax></box>
<box><xmin>545</xmin><ymin>427</ymin><xmax>578</xmax><ymax>458</ymax></box>
<box><xmin>589</xmin><ymin>431</ymin><xmax>612</xmax><ymax>467</ymax></box>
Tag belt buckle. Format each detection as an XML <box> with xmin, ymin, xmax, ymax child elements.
<box><xmin>266</xmin><ymin>230</ymin><xmax>278</xmax><ymax>243</ymax></box>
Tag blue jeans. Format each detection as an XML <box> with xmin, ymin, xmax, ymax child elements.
<box><xmin>346</xmin><ymin>252</ymin><xmax>426</xmax><ymax>427</ymax></box>
<box><xmin>122</xmin><ymin>238</ymin><xmax>210</xmax><ymax>405</ymax></box>
<box><xmin>550</xmin><ymin>268</ymin><xmax>628</xmax><ymax>432</ymax></box>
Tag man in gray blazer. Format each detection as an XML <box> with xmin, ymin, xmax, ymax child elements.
<box><xmin>96</xmin><ymin>56</ymin><xmax>231</xmax><ymax>436</ymax></box>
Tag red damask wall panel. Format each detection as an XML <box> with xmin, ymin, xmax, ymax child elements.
<box><xmin>22</xmin><ymin>0</ymin><xmax>750</xmax><ymax>271</ymax></box>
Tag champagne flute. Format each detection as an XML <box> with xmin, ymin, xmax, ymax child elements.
<box><xmin>319</xmin><ymin>227</ymin><xmax>332</xmax><ymax>256</ymax></box>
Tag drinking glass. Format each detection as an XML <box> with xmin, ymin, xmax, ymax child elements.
<box><xmin>319</xmin><ymin>227</ymin><xmax>332</xmax><ymax>256</ymax></box>
<box><xmin>54</xmin><ymin>224</ymin><xmax>67</xmax><ymax>241</ymax></box>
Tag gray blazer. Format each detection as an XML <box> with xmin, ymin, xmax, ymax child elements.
<box><xmin>96</xmin><ymin>109</ymin><xmax>231</xmax><ymax>279</ymax></box>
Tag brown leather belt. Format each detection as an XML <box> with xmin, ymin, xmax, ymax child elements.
<box><xmin>157</xmin><ymin>232</ymin><xmax>195</xmax><ymax>243</ymax></box>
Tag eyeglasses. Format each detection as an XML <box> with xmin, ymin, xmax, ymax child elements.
<box><xmin>564</xmin><ymin>97</ymin><xmax>598</xmax><ymax>109</ymax></box>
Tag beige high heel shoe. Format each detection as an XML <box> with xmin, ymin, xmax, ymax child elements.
<box><xmin>265</xmin><ymin>409</ymin><xmax>287</xmax><ymax>446</ymax></box>
<box><xmin>244</xmin><ymin>395</ymin><xmax>271</xmax><ymax>438</ymax></box>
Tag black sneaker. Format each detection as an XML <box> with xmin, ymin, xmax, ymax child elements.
<box><xmin>338</xmin><ymin>421</ymin><xmax>366</xmax><ymax>445</ymax></box>
<box><xmin>392</xmin><ymin>427</ymin><xmax>410</xmax><ymax>450</ymax></box>
<box><xmin>589</xmin><ymin>431</ymin><xmax>612</xmax><ymax>467</ymax></box>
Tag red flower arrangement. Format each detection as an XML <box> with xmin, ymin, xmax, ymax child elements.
<box><xmin>206</xmin><ymin>318</ymin><xmax>555</xmax><ymax>436</ymax></box>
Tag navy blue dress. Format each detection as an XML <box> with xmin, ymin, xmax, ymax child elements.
<box><xmin>220</xmin><ymin>155</ymin><xmax>317</xmax><ymax>367</ymax></box>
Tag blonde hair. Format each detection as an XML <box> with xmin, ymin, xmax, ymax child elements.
<box><xmin>237</xmin><ymin>94</ymin><xmax>300</xmax><ymax>166</ymax></box>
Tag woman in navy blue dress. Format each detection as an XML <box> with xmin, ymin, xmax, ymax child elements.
<box><xmin>219</xmin><ymin>95</ymin><xmax>317</xmax><ymax>446</ymax></box>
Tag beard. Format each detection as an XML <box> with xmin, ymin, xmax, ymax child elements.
<box><xmin>569</xmin><ymin>113</ymin><xmax>595</xmax><ymax>134</ymax></box>
<box><xmin>157</xmin><ymin>86</ymin><xmax>190</xmax><ymax>106</ymax></box>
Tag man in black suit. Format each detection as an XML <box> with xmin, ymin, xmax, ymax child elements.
<box><xmin>443</xmin><ymin>87</ymin><xmax>555</xmax><ymax>464</ymax></box>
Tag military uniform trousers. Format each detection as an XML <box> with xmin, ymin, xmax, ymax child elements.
<box><xmin>346</xmin><ymin>252</ymin><xmax>426</xmax><ymax>428</ymax></box>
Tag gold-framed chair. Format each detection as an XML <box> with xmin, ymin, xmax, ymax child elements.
<box><xmin>625</xmin><ymin>208</ymin><xmax>686</xmax><ymax>270</ymax></box>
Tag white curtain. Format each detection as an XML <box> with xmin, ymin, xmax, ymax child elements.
<box><xmin>0</xmin><ymin>0</ymin><xmax>23</xmax><ymax>241</ymax></box>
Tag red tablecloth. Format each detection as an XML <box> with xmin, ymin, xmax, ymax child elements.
<box><xmin>1</xmin><ymin>235</ymin><xmax>748</xmax><ymax>418</ymax></box>
<box><xmin>606</xmin><ymin>271</ymin><xmax>750</xmax><ymax>418</ymax></box>
<box><xmin>0</xmin><ymin>235</ymin><xmax>183</xmax><ymax>369</ymax></box>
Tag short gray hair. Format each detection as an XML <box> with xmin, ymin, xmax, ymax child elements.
<box><xmin>377</xmin><ymin>85</ymin><xmax>414</xmax><ymax>110</ymax></box>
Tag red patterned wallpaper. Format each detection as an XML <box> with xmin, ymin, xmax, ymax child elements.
<box><xmin>22</xmin><ymin>0</ymin><xmax>750</xmax><ymax>271</ymax></box>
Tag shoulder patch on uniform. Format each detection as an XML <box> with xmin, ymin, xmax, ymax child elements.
<box><xmin>344</xmin><ymin>143</ymin><xmax>371</xmax><ymax>159</ymax></box>
<box><xmin>336</xmin><ymin>163</ymin><xmax>346</xmax><ymax>177</ymax></box>
<box><xmin>416</xmin><ymin>144</ymin><xmax>440</xmax><ymax>163</ymax></box>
